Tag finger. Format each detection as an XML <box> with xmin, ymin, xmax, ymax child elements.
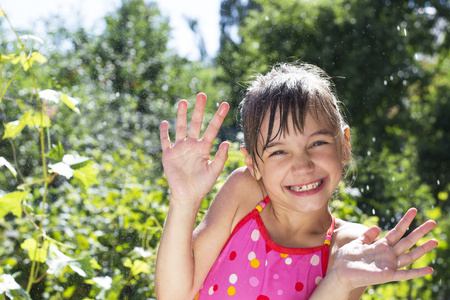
<box><xmin>392</xmin><ymin>266</ymin><xmax>434</xmax><ymax>282</ymax></box>
<box><xmin>202</xmin><ymin>102</ymin><xmax>229</xmax><ymax>144</ymax></box>
<box><xmin>358</xmin><ymin>226</ymin><xmax>381</xmax><ymax>245</ymax></box>
<box><xmin>188</xmin><ymin>93</ymin><xmax>207</xmax><ymax>139</ymax></box>
<box><xmin>210</xmin><ymin>141</ymin><xmax>229</xmax><ymax>178</ymax></box>
<box><xmin>384</xmin><ymin>208</ymin><xmax>417</xmax><ymax>246</ymax></box>
<box><xmin>394</xmin><ymin>220</ymin><xmax>436</xmax><ymax>254</ymax></box>
<box><xmin>160</xmin><ymin>121</ymin><xmax>171</xmax><ymax>151</ymax></box>
<box><xmin>398</xmin><ymin>238</ymin><xmax>439</xmax><ymax>268</ymax></box>
<box><xmin>176</xmin><ymin>100</ymin><xmax>188</xmax><ymax>142</ymax></box>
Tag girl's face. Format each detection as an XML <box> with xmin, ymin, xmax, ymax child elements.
<box><xmin>250</xmin><ymin>110</ymin><xmax>346</xmax><ymax>214</ymax></box>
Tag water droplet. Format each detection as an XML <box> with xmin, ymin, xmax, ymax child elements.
<box><xmin>403</xmin><ymin>28</ymin><xmax>407</xmax><ymax>36</ymax></box>
<box><xmin>437</xmin><ymin>180</ymin><xmax>440</xmax><ymax>185</ymax></box>
<box><xmin>397</xmin><ymin>25</ymin><xmax>400</xmax><ymax>31</ymax></box>
<box><xmin>383</xmin><ymin>80</ymin><xmax>387</xmax><ymax>85</ymax></box>
<box><xmin>367</xmin><ymin>151</ymin><xmax>371</xmax><ymax>156</ymax></box>
<box><xmin>366</xmin><ymin>185</ymin><xmax>369</xmax><ymax>191</ymax></box>
<box><xmin>372</xmin><ymin>137</ymin><xmax>376</xmax><ymax>142</ymax></box>
<box><xmin>372</xmin><ymin>209</ymin><xmax>375</xmax><ymax>215</ymax></box>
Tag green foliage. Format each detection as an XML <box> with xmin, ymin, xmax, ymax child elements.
<box><xmin>0</xmin><ymin>0</ymin><xmax>448</xmax><ymax>298</ymax></box>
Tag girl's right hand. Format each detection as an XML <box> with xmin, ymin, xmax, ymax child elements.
<box><xmin>159</xmin><ymin>93</ymin><xmax>230</xmax><ymax>208</ymax></box>
<box><xmin>329</xmin><ymin>208</ymin><xmax>438</xmax><ymax>292</ymax></box>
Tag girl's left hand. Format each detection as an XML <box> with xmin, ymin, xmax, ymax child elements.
<box><xmin>328</xmin><ymin>208</ymin><xmax>438</xmax><ymax>290</ymax></box>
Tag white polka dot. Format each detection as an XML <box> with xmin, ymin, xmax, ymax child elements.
<box><xmin>285</xmin><ymin>257</ymin><xmax>292</xmax><ymax>265</ymax></box>
<box><xmin>273</xmin><ymin>274</ymin><xmax>279</xmax><ymax>279</ymax></box>
<box><xmin>208</xmin><ymin>286</ymin><xmax>214</xmax><ymax>295</ymax></box>
<box><xmin>277</xmin><ymin>290</ymin><xmax>283</xmax><ymax>295</ymax></box>
<box><xmin>229</xmin><ymin>274</ymin><xmax>238</xmax><ymax>284</ymax></box>
<box><xmin>251</xmin><ymin>229</ymin><xmax>260</xmax><ymax>241</ymax></box>
<box><xmin>310</xmin><ymin>254</ymin><xmax>320</xmax><ymax>266</ymax></box>
<box><xmin>315</xmin><ymin>276</ymin><xmax>323</xmax><ymax>285</ymax></box>
<box><xmin>249</xmin><ymin>277</ymin><xmax>259</xmax><ymax>287</ymax></box>
<box><xmin>248</xmin><ymin>251</ymin><xmax>256</xmax><ymax>260</ymax></box>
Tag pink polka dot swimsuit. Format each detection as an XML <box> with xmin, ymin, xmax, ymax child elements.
<box><xmin>195</xmin><ymin>196</ymin><xmax>335</xmax><ymax>299</ymax></box>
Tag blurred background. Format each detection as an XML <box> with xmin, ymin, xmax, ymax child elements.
<box><xmin>0</xmin><ymin>0</ymin><xmax>448</xmax><ymax>299</ymax></box>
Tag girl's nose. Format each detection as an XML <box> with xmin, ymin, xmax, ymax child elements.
<box><xmin>291</xmin><ymin>154</ymin><xmax>314</xmax><ymax>174</ymax></box>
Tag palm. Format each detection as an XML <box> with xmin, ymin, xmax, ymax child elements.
<box><xmin>330</xmin><ymin>208</ymin><xmax>438</xmax><ymax>289</ymax></box>
<box><xmin>160</xmin><ymin>93</ymin><xmax>230</xmax><ymax>205</ymax></box>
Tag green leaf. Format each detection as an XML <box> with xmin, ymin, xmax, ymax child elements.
<box><xmin>0</xmin><ymin>274</ymin><xmax>32</xmax><ymax>300</ymax></box>
<box><xmin>39</xmin><ymin>90</ymin><xmax>80</xmax><ymax>114</ymax></box>
<box><xmin>61</xmin><ymin>94</ymin><xmax>80</xmax><ymax>114</ymax></box>
<box><xmin>62</xmin><ymin>154</ymin><xmax>90</xmax><ymax>169</ymax></box>
<box><xmin>92</xmin><ymin>276</ymin><xmax>112</xmax><ymax>290</ymax></box>
<box><xmin>0</xmin><ymin>156</ymin><xmax>17</xmax><ymax>178</ymax></box>
<box><xmin>48</xmin><ymin>154</ymin><xmax>91</xmax><ymax>179</ymax></box>
<box><xmin>73</xmin><ymin>162</ymin><xmax>99</xmax><ymax>189</ymax></box>
<box><xmin>47</xmin><ymin>142</ymin><xmax>65</xmax><ymax>162</ymax></box>
<box><xmin>123</xmin><ymin>258</ymin><xmax>150</xmax><ymax>277</ymax></box>
<box><xmin>47</xmin><ymin>244</ymin><xmax>94</xmax><ymax>278</ymax></box>
<box><xmin>20</xmin><ymin>238</ymin><xmax>49</xmax><ymax>263</ymax></box>
<box><xmin>19</xmin><ymin>35</ymin><xmax>44</xmax><ymax>45</ymax></box>
<box><xmin>39</xmin><ymin>89</ymin><xmax>59</xmax><ymax>103</ymax></box>
<box><xmin>62</xmin><ymin>286</ymin><xmax>76</xmax><ymax>298</ymax></box>
<box><xmin>2</xmin><ymin>110</ymin><xmax>31</xmax><ymax>139</ymax></box>
<box><xmin>48</xmin><ymin>162</ymin><xmax>74</xmax><ymax>179</ymax></box>
<box><xmin>69</xmin><ymin>257</ymin><xmax>94</xmax><ymax>278</ymax></box>
<box><xmin>1</xmin><ymin>53</ymin><xmax>15</xmax><ymax>60</ymax></box>
<box><xmin>0</xmin><ymin>191</ymin><xmax>28</xmax><ymax>218</ymax></box>
<box><xmin>2</xmin><ymin>110</ymin><xmax>50</xmax><ymax>140</ymax></box>
<box><xmin>11</xmin><ymin>51</ymin><xmax>47</xmax><ymax>71</ymax></box>
<box><xmin>30</xmin><ymin>111</ymin><xmax>51</xmax><ymax>128</ymax></box>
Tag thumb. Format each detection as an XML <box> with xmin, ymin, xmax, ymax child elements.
<box><xmin>358</xmin><ymin>226</ymin><xmax>381</xmax><ymax>245</ymax></box>
<box><xmin>211</xmin><ymin>141</ymin><xmax>229</xmax><ymax>177</ymax></box>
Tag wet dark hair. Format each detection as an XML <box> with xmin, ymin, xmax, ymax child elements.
<box><xmin>240</xmin><ymin>62</ymin><xmax>348</xmax><ymax>169</ymax></box>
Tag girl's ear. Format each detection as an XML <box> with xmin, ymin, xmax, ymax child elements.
<box><xmin>240</xmin><ymin>146</ymin><xmax>262</xmax><ymax>181</ymax></box>
<box><xmin>342</xmin><ymin>127</ymin><xmax>352</xmax><ymax>164</ymax></box>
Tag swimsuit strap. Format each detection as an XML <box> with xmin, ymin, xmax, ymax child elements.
<box><xmin>324</xmin><ymin>216</ymin><xmax>335</xmax><ymax>245</ymax></box>
<box><xmin>254</xmin><ymin>196</ymin><xmax>270</xmax><ymax>212</ymax></box>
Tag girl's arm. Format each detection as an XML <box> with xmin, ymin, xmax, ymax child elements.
<box><xmin>310</xmin><ymin>208</ymin><xmax>438</xmax><ymax>299</ymax></box>
<box><xmin>155</xmin><ymin>93</ymin><xmax>233</xmax><ymax>300</ymax></box>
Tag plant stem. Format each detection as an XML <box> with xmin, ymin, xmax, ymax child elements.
<box><xmin>38</xmin><ymin>101</ymin><xmax>49</xmax><ymax>231</ymax></box>
<box><xmin>26</xmin><ymin>260</ymin><xmax>37</xmax><ymax>293</ymax></box>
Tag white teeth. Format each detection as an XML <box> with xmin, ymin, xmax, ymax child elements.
<box><xmin>289</xmin><ymin>179</ymin><xmax>323</xmax><ymax>192</ymax></box>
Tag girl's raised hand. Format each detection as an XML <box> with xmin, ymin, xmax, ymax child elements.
<box><xmin>160</xmin><ymin>93</ymin><xmax>230</xmax><ymax>208</ymax></box>
<box><xmin>329</xmin><ymin>208</ymin><xmax>438</xmax><ymax>291</ymax></box>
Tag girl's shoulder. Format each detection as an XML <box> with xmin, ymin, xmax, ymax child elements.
<box><xmin>332</xmin><ymin>218</ymin><xmax>368</xmax><ymax>247</ymax></box>
<box><xmin>225</xmin><ymin>166</ymin><xmax>266</xmax><ymax>228</ymax></box>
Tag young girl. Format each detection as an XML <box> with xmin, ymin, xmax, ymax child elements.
<box><xmin>155</xmin><ymin>63</ymin><xmax>438</xmax><ymax>299</ymax></box>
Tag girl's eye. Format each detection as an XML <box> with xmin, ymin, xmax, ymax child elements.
<box><xmin>311</xmin><ymin>141</ymin><xmax>328</xmax><ymax>148</ymax></box>
<box><xmin>269</xmin><ymin>150</ymin><xmax>285</xmax><ymax>156</ymax></box>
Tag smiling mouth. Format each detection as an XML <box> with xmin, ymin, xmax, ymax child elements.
<box><xmin>289</xmin><ymin>179</ymin><xmax>324</xmax><ymax>192</ymax></box>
